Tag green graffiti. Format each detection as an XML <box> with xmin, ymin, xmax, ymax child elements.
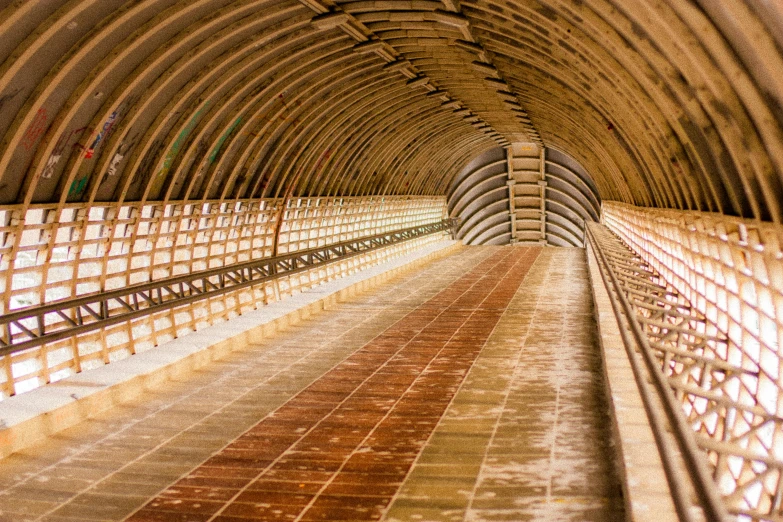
<box><xmin>68</xmin><ymin>176</ymin><xmax>88</xmax><ymax>197</ymax></box>
<box><xmin>158</xmin><ymin>101</ymin><xmax>211</xmax><ymax>178</ymax></box>
<box><xmin>209</xmin><ymin>116</ymin><xmax>243</xmax><ymax>163</ymax></box>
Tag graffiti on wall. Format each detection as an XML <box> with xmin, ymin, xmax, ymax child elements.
<box><xmin>68</xmin><ymin>175</ymin><xmax>88</xmax><ymax>197</ymax></box>
<box><xmin>208</xmin><ymin>116</ymin><xmax>243</xmax><ymax>164</ymax></box>
<box><xmin>102</xmin><ymin>133</ymin><xmax>139</xmax><ymax>182</ymax></box>
<box><xmin>84</xmin><ymin>111</ymin><xmax>119</xmax><ymax>159</ymax></box>
<box><xmin>41</xmin><ymin>126</ymin><xmax>92</xmax><ymax>179</ymax></box>
<box><xmin>21</xmin><ymin>108</ymin><xmax>48</xmax><ymax>151</ymax></box>
<box><xmin>158</xmin><ymin>101</ymin><xmax>211</xmax><ymax>179</ymax></box>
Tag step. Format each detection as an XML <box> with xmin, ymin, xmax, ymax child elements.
<box><xmin>510</xmin><ymin>171</ymin><xmax>541</xmax><ymax>184</ymax></box>
<box><xmin>510</xmin><ymin>158</ymin><xmax>540</xmax><ymax>171</ymax></box>
<box><xmin>514</xmin><ymin>184</ymin><xmax>542</xmax><ymax>197</ymax></box>
<box><xmin>514</xmin><ymin>196</ymin><xmax>542</xmax><ymax>207</ymax></box>
<box><xmin>515</xmin><ymin>218</ymin><xmax>543</xmax><ymax>230</ymax></box>
<box><xmin>514</xmin><ymin>208</ymin><xmax>541</xmax><ymax>220</ymax></box>
<box><xmin>515</xmin><ymin>230</ymin><xmax>544</xmax><ymax>241</ymax></box>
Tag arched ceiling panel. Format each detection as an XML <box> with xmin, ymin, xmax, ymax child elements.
<box><xmin>0</xmin><ymin>0</ymin><xmax>781</xmax><ymax>223</ymax></box>
<box><xmin>459</xmin><ymin>0</ymin><xmax>783</xmax><ymax>220</ymax></box>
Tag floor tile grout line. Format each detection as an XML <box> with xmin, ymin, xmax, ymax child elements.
<box><xmin>204</xmin><ymin>315</ymin><xmax>444</xmax><ymax>522</ymax></box>
<box><xmin>457</xmin><ymin>248</ymin><xmax>548</xmax><ymax>521</ymax></box>
<box><xmin>29</xmin><ymin>246</ymin><xmax>608</xmax><ymax>521</ymax></box>
<box><xmin>543</xmin><ymin>255</ymin><xmax>580</xmax><ymax>508</ymax></box>
<box><xmin>293</xmin><ymin>309</ymin><xmax>476</xmax><ymax>519</ymax></box>
<box><xmin>25</xmin><ymin>345</ymin><xmax>314</xmax><ymax>521</ymax></box>
<box><xmin>289</xmin><ymin>249</ymin><xmax>537</xmax><ymax>522</ymax></box>
<box><xmin>194</xmin><ymin>248</ymin><xmax>520</xmax><ymax>522</ymax></box>
<box><xmin>107</xmin><ymin>247</ymin><xmax>493</xmax><ymax>521</ymax></box>
<box><xmin>378</xmin><ymin>247</ymin><xmax>542</xmax><ymax>521</ymax></box>
<box><xmin>117</xmin><ymin>265</ymin><xmax>472</xmax><ymax>520</ymax></box>
<box><xmin>24</xmin><ymin>248</ymin><xmax>470</xmax><ymax>522</ymax></box>
<box><xmin>0</xmin><ymin>247</ymin><xmax>496</xmax><ymax>522</ymax></box>
<box><xmin>30</xmin><ymin>307</ymin><xmax>394</xmax><ymax>522</ymax></box>
<box><xmin>467</xmin><ymin>250</ymin><xmax>595</xmax><ymax>519</ymax></box>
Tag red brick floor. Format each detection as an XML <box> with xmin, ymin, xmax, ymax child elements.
<box><xmin>125</xmin><ymin>248</ymin><xmax>541</xmax><ymax>522</ymax></box>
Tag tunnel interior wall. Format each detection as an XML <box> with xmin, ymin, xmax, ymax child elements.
<box><xmin>0</xmin><ymin>1</ymin><xmax>782</xmax><ymax>222</ymax></box>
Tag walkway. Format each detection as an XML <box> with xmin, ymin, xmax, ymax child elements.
<box><xmin>0</xmin><ymin>247</ymin><xmax>623</xmax><ymax>522</ymax></box>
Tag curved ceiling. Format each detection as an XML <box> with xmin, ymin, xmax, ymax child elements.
<box><xmin>0</xmin><ymin>0</ymin><xmax>781</xmax><ymax>222</ymax></box>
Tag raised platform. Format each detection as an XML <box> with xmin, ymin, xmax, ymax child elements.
<box><xmin>586</xmin><ymin>242</ymin><xmax>678</xmax><ymax>521</ymax></box>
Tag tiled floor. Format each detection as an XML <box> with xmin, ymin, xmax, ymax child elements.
<box><xmin>0</xmin><ymin>247</ymin><xmax>623</xmax><ymax>522</ymax></box>
<box><xmin>383</xmin><ymin>248</ymin><xmax>623</xmax><ymax>521</ymax></box>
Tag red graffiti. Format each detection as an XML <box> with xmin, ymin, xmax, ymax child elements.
<box><xmin>314</xmin><ymin>148</ymin><xmax>333</xmax><ymax>174</ymax></box>
<box><xmin>69</xmin><ymin>127</ymin><xmax>93</xmax><ymax>153</ymax></box>
<box><xmin>275</xmin><ymin>94</ymin><xmax>302</xmax><ymax>122</ymax></box>
<box><xmin>51</xmin><ymin>126</ymin><xmax>91</xmax><ymax>156</ymax></box>
<box><xmin>21</xmin><ymin>108</ymin><xmax>48</xmax><ymax>151</ymax></box>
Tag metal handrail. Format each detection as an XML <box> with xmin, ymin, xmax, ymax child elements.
<box><xmin>0</xmin><ymin>220</ymin><xmax>453</xmax><ymax>356</ymax></box>
<box><xmin>586</xmin><ymin>222</ymin><xmax>731</xmax><ymax>522</ymax></box>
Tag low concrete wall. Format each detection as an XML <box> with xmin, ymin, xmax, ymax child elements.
<box><xmin>586</xmin><ymin>243</ymin><xmax>678</xmax><ymax>522</ymax></box>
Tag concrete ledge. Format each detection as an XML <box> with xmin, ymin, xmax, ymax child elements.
<box><xmin>0</xmin><ymin>239</ymin><xmax>461</xmax><ymax>460</ymax></box>
<box><xmin>586</xmin><ymin>244</ymin><xmax>678</xmax><ymax>522</ymax></box>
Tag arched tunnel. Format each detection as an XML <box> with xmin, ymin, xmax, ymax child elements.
<box><xmin>0</xmin><ymin>1</ymin><xmax>782</xmax><ymax>520</ymax></box>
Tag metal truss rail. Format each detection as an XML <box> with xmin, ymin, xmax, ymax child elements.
<box><xmin>0</xmin><ymin>220</ymin><xmax>453</xmax><ymax>356</ymax></box>
<box><xmin>587</xmin><ymin>222</ymin><xmax>733</xmax><ymax>522</ymax></box>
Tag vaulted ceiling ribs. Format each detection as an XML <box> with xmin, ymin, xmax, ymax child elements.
<box><xmin>0</xmin><ymin>0</ymin><xmax>500</xmax><ymax>207</ymax></box>
<box><xmin>0</xmin><ymin>1</ymin><xmax>781</xmax><ymax>223</ymax></box>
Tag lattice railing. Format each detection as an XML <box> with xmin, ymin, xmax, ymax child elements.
<box><xmin>601</xmin><ymin>203</ymin><xmax>783</xmax><ymax>520</ymax></box>
<box><xmin>0</xmin><ymin>196</ymin><xmax>447</xmax><ymax>398</ymax></box>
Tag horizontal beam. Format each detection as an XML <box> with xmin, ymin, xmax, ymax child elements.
<box><xmin>0</xmin><ymin>220</ymin><xmax>454</xmax><ymax>356</ymax></box>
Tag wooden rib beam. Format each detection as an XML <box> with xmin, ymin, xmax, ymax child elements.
<box><xmin>300</xmin><ymin>0</ymin><xmax>507</xmax><ymax>146</ymax></box>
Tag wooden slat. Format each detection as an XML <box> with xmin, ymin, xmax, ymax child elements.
<box><xmin>0</xmin><ymin>196</ymin><xmax>447</xmax><ymax>398</ymax></box>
